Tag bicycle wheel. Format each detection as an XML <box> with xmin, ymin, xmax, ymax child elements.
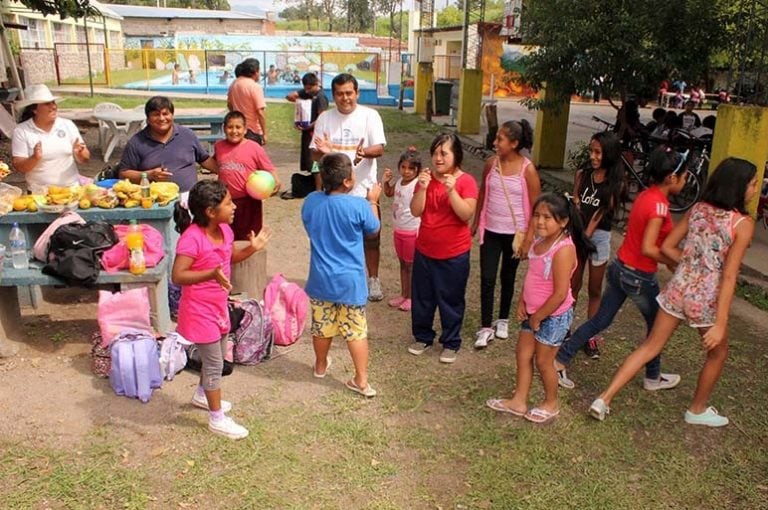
<box><xmin>669</xmin><ymin>169</ymin><xmax>701</xmax><ymax>213</ymax></box>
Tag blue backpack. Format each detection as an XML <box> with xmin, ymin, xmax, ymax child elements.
<box><xmin>110</xmin><ymin>330</ymin><xmax>163</xmax><ymax>403</ymax></box>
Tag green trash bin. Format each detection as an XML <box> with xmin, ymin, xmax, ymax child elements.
<box><xmin>434</xmin><ymin>80</ymin><xmax>453</xmax><ymax>116</ymax></box>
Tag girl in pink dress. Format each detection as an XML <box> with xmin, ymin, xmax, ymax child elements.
<box><xmin>173</xmin><ymin>180</ymin><xmax>271</xmax><ymax>439</ymax></box>
<box><xmin>487</xmin><ymin>193</ymin><xmax>595</xmax><ymax>424</ymax></box>
<box><xmin>589</xmin><ymin>158</ymin><xmax>758</xmax><ymax>427</ymax></box>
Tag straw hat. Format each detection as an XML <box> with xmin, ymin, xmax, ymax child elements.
<box><xmin>15</xmin><ymin>84</ymin><xmax>62</xmax><ymax>110</ymax></box>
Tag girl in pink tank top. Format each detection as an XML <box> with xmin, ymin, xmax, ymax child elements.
<box><xmin>471</xmin><ymin>120</ymin><xmax>541</xmax><ymax>349</ymax></box>
<box><xmin>487</xmin><ymin>193</ymin><xmax>595</xmax><ymax>424</ymax></box>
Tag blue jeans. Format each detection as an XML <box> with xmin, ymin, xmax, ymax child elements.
<box><xmin>556</xmin><ymin>259</ymin><xmax>662</xmax><ymax>379</ymax></box>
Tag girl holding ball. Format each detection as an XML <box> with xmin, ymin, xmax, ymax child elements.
<box><xmin>214</xmin><ymin>111</ymin><xmax>280</xmax><ymax>240</ymax></box>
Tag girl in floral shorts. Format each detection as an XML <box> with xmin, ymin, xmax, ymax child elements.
<box><xmin>588</xmin><ymin>158</ymin><xmax>758</xmax><ymax>428</ymax></box>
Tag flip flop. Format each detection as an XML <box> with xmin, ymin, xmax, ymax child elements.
<box><xmin>313</xmin><ymin>357</ymin><xmax>331</xmax><ymax>378</ymax></box>
<box><xmin>486</xmin><ymin>398</ymin><xmax>526</xmax><ymax>417</ymax></box>
<box><xmin>524</xmin><ymin>407</ymin><xmax>560</xmax><ymax>424</ymax></box>
<box><xmin>345</xmin><ymin>379</ymin><xmax>377</xmax><ymax>398</ymax></box>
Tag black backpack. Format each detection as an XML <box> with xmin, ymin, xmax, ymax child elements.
<box><xmin>42</xmin><ymin>221</ymin><xmax>118</xmax><ymax>287</ymax></box>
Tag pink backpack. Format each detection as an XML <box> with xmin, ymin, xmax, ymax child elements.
<box><xmin>263</xmin><ymin>273</ymin><xmax>308</xmax><ymax>346</ymax></box>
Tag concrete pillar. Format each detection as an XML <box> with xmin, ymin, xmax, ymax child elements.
<box><xmin>532</xmin><ymin>88</ymin><xmax>570</xmax><ymax>169</ymax></box>
<box><xmin>414</xmin><ymin>63</ymin><xmax>433</xmax><ymax>115</ymax></box>
<box><xmin>710</xmin><ymin>105</ymin><xmax>768</xmax><ymax>215</ymax></box>
<box><xmin>457</xmin><ymin>69</ymin><xmax>483</xmax><ymax>134</ymax></box>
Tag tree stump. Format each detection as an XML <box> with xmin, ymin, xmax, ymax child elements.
<box><xmin>231</xmin><ymin>242</ymin><xmax>267</xmax><ymax>300</ymax></box>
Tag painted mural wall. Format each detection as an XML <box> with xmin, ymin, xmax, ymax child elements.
<box><xmin>480</xmin><ymin>33</ymin><xmax>535</xmax><ymax>98</ymax></box>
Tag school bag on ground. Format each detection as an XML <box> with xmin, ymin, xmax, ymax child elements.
<box><xmin>109</xmin><ymin>329</ymin><xmax>162</xmax><ymax>403</ymax></box>
<box><xmin>230</xmin><ymin>299</ymin><xmax>274</xmax><ymax>365</ymax></box>
<box><xmin>185</xmin><ymin>335</ymin><xmax>235</xmax><ymax>376</ymax></box>
<box><xmin>90</xmin><ymin>331</ymin><xmax>111</xmax><ymax>378</ymax></box>
<box><xmin>263</xmin><ymin>273</ymin><xmax>308</xmax><ymax>346</ymax></box>
<box><xmin>159</xmin><ymin>331</ymin><xmax>191</xmax><ymax>381</ymax></box>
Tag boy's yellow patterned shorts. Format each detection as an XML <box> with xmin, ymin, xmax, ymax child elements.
<box><xmin>310</xmin><ymin>299</ymin><xmax>368</xmax><ymax>342</ymax></box>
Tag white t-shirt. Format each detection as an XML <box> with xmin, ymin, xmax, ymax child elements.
<box><xmin>392</xmin><ymin>177</ymin><xmax>420</xmax><ymax>231</ymax></box>
<box><xmin>12</xmin><ymin>117</ymin><xmax>81</xmax><ymax>193</ymax></box>
<box><xmin>310</xmin><ymin>105</ymin><xmax>387</xmax><ymax>197</ymax></box>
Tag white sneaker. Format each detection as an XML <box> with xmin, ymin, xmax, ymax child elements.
<box><xmin>643</xmin><ymin>373</ymin><xmax>681</xmax><ymax>391</ymax></box>
<box><xmin>208</xmin><ymin>415</ymin><xmax>249</xmax><ymax>440</ymax></box>
<box><xmin>474</xmin><ymin>328</ymin><xmax>494</xmax><ymax>349</ymax></box>
<box><xmin>589</xmin><ymin>398</ymin><xmax>610</xmax><ymax>421</ymax></box>
<box><xmin>368</xmin><ymin>277</ymin><xmax>384</xmax><ymax>301</ymax></box>
<box><xmin>493</xmin><ymin>319</ymin><xmax>509</xmax><ymax>339</ymax></box>
<box><xmin>191</xmin><ymin>392</ymin><xmax>232</xmax><ymax>413</ymax></box>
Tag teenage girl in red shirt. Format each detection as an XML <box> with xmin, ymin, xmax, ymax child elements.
<box><xmin>406</xmin><ymin>133</ymin><xmax>478</xmax><ymax>364</ymax></box>
<box><xmin>555</xmin><ymin>146</ymin><xmax>688</xmax><ymax>390</ymax></box>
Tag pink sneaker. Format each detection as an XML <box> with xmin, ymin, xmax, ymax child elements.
<box><xmin>398</xmin><ymin>299</ymin><xmax>412</xmax><ymax>311</ymax></box>
<box><xmin>388</xmin><ymin>296</ymin><xmax>406</xmax><ymax>308</ymax></box>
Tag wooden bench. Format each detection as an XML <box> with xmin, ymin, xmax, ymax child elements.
<box><xmin>0</xmin><ymin>204</ymin><xmax>177</xmax><ymax>357</ymax></box>
<box><xmin>0</xmin><ymin>259</ymin><xmax>170</xmax><ymax>356</ymax></box>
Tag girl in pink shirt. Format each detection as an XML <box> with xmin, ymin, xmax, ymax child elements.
<box><xmin>487</xmin><ymin>193</ymin><xmax>594</xmax><ymax>424</ymax></box>
<box><xmin>172</xmin><ymin>180</ymin><xmax>271</xmax><ymax>440</ymax></box>
<box><xmin>472</xmin><ymin>119</ymin><xmax>541</xmax><ymax>349</ymax></box>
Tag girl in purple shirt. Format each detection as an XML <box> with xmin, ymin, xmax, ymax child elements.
<box><xmin>172</xmin><ymin>180</ymin><xmax>271</xmax><ymax>440</ymax></box>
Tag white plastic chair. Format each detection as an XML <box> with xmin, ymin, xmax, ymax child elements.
<box><xmin>92</xmin><ymin>102</ymin><xmax>123</xmax><ymax>158</ymax></box>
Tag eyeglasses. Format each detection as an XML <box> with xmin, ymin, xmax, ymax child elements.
<box><xmin>673</xmin><ymin>149</ymin><xmax>690</xmax><ymax>175</ymax></box>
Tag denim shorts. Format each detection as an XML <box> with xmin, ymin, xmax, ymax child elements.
<box><xmin>589</xmin><ymin>229</ymin><xmax>612</xmax><ymax>266</ymax></box>
<box><xmin>521</xmin><ymin>307</ymin><xmax>574</xmax><ymax>347</ymax></box>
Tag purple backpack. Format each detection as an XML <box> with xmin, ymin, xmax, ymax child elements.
<box><xmin>109</xmin><ymin>329</ymin><xmax>162</xmax><ymax>403</ymax></box>
<box><xmin>232</xmin><ymin>299</ymin><xmax>274</xmax><ymax>365</ymax></box>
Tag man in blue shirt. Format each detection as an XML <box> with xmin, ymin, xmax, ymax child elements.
<box><xmin>119</xmin><ymin>96</ymin><xmax>217</xmax><ymax>192</ymax></box>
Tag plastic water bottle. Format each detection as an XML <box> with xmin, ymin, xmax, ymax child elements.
<box><xmin>140</xmin><ymin>172</ymin><xmax>153</xmax><ymax>208</ymax></box>
<box><xmin>9</xmin><ymin>222</ymin><xmax>28</xmax><ymax>269</ymax></box>
<box><xmin>140</xmin><ymin>172</ymin><xmax>151</xmax><ymax>199</ymax></box>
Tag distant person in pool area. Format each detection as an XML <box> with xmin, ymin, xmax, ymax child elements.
<box><xmin>227</xmin><ymin>58</ymin><xmax>267</xmax><ymax>146</ymax></box>
<box><xmin>292</xmin><ymin>71</ymin><xmax>302</xmax><ymax>84</ymax></box>
<box><xmin>267</xmin><ymin>65</ymin><xmax>278</xmax><ymax>85</ymax></box>
<box><xmin>188</xmin><ymin>69</ymin><xmax>197</xmax><ymax>84</ymax></box>
<box><xmin>172</xmin><ymin>64</ymin><xmax>181</xmax><ymax>85</ymax></box>
<box><xmin>219</xmin><ymin>70</ymin><xmax>231</xmax><ymax>84</ymax></box>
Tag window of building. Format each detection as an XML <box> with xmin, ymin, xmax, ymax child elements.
<box><xmin>18</xmin><ymin>17</ymin><xmax>46</xmax><ymax>49</ymax></box>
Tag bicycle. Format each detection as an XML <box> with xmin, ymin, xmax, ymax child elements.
<box><xmin>591</xmin><ymin>116</ymin><xmax>702</xmax><ymax>212</ymax></box>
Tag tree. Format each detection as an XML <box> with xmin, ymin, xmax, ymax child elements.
<box><xmin>345</xmin><ymin>0</ymin><xmax>373</xmax><ymax>33</ymax></box>
<box><xmin>16</xmin><ymin>0</ymin><xmax>95</xmax><ymax>18</ymax></box>
<box><xmin>518</xmin><ymin>0</ymin><xmax>728</xmax><ymax>108</ymax></box>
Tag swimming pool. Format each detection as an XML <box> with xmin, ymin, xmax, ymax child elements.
<box><xmin>121</xmin><ymin>71</ymin><xmax>384</xmax><ymax>104</ymax></box>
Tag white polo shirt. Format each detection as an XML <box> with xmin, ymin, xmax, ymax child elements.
<box><xmin>310</xmin><ymin>105</ymin><xmax>386</xmax><ymax>197</ymax></box>
<box><xmin>12</xmin><ymin>116</ymin><xmax>82</xmax><ymax>193</ymax></box>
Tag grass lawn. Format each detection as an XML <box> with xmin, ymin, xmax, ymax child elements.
<box><xmin>1</xmin><ymin>106</ymin><xmax>766</xmax><ymax>509</ymax></box>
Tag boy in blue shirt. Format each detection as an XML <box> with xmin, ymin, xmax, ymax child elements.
<box><xmin>302</xmin><ymin>153</ymin><xmax>381</xmax><ymax>397</ymax></box>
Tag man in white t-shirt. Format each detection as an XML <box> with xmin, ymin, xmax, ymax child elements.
<box><xmin>311</xmin><ymin>73</ymin><xmax>387</xmax><ymax>301</ymax></box>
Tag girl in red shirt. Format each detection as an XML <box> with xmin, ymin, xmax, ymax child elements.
<box><xmin>406</xmin><ymin>133</ymin><xmax>478</xmax><ymax>364</ymax></box>
<box><xmin>555</xmin><ymin>146</ymin><xmax>688</xmax><ymax>390</ymax></box>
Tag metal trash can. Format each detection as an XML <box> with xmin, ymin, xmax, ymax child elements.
<box><xmin>433</xmin><ymin>80</ymin><xmax>453</xmax><ymax>116</ymax></box>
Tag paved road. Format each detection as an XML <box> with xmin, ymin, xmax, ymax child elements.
<box><xmin>445</xmin><ymin>98</ymin><xmax>768</xmax><ymax>283</ymax></box>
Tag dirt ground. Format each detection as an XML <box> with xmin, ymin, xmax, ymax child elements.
<box><xmin>0</xmin><ymin>122</ymin><xmax>486</xmax><ymax>447</ymax></box>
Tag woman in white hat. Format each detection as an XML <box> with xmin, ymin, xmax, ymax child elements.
<box><xmin>11</xmin><ymin>84</ymin><xmax>90</xmax><ymax>193</ymax></box>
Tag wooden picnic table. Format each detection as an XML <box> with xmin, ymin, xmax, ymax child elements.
<box><xmin>0</xmin><ymin>202</ymin><xmax>177</xmax><ymax>356</ymax></box>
